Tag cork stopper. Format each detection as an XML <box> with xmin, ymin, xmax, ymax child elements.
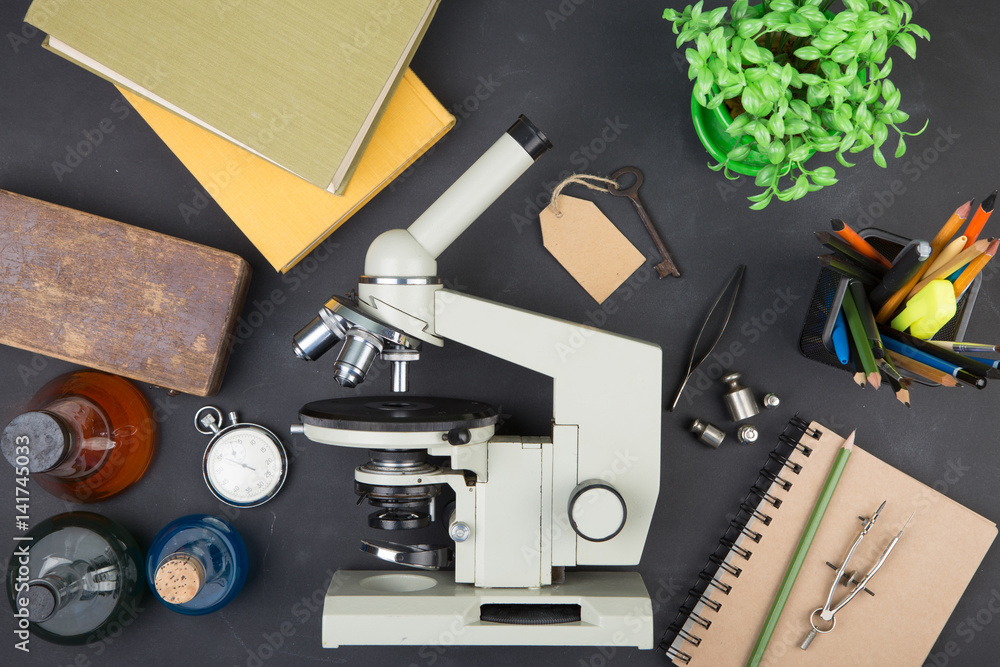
<box><xmin>154</xmin><ymin>554</ymin><xmax>204</xmax><ymax>604</ymax></box>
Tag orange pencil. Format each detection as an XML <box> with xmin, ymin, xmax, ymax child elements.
<box><xmin>952</xmin><ymin>238</ymin><xmax>998</xmax><ymax>296</ymax></box>
<box><xmin>963</xmin><ymin>190</ymin><xmax>997</xmax><ymax>249</ymax></box>
<box><xmin>831</xmin><ymin>219</ymin><xmax>893</xmax><ymax>269</ymax></box>
<box><xmin>875</xmin><ymin>200</ymin><xmax>974</xmax><ymax>323</ymax></box>
<box><xmin>906</xmin><ymin>238</ymin><xmax>992</xmax><ymax>299</ymax></box>
<box><xmin>887</xmin><ymin>351</ymin><xmax>960</xmax><ymax>387</ymax></box>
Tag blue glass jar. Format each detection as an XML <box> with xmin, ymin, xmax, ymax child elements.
<box><xmin>146</xmin><ymin>515</ymin><xmax>247</xmax><ymax>615</ymax></box>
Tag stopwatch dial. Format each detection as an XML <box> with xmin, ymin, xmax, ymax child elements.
<box><xmin>205</xmin><ymin>427</ymin><xmax>286</xmax><ymax>506</ymax></box>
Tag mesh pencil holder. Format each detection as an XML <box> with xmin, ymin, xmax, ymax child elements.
<box><xmin>798</xmin><ymin>228</ymin><xmax>981</xmax><ymax>381</ymax></box>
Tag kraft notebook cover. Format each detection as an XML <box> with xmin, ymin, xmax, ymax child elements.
<box><xmin>119</xmin><ymin>69</ymin><xmax>454</xmax><ymax>273</ymax></box>
<box><xmin>25</xmin><ymin>0</ymin><xmax>440</xmax><ymax>194</ymax></box>
<box><xmin>664</xmin><ymin>417</ymin><xmax>996</xmax><ymax>666</ymax></box>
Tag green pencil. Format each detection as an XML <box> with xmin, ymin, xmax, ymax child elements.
<box><xmin>841</xmin><ymin>290</ymin><xmax>882</xmax><ymax>388</ymax></box>
<box><xmin>746</xmin><ymin>430</ymin><xmax>856</xmax><ymax>667</ymax></box>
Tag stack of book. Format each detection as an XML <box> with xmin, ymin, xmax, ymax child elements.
<box><xmin>25</xmin><ymin>0</ymin><xmax>453</xmax><ymax>272</ymax></box>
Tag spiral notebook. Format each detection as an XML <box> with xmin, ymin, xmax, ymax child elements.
<box><xmin>662</xmin><ymin>417</ymin><xmax>996</xmax><ymax>666</ymax></box>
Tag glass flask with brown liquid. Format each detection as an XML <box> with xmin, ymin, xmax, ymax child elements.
<box><xmin>1</xmin><ymin>370</ymin><xmax>157</xmax><ymax>502</ymax></box>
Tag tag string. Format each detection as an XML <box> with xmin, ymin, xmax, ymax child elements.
<box><xmin>548</xmin><ymin>173</ymin><xmax>619</xmax><ymax>217</ymax></box>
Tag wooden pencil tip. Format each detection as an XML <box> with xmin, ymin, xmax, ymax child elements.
<box><xmin>831</xmin><ymin>218</ymin><xmax>847</xmax><ymax>231</ymax></box>
<box><xmin>958</xmin><ymin>200</ymin><xmax>974</xmax><ymax>218</ymax></box>
<box><xmin>896</xmin><ymin>388</ymin><xmax>911</xmax><ymax>408</ymax></box>
<box><xmin>843</xmin><ymin>430</ymin><xmax>856</xmax><ymax>450</ymax></box>
<box><xmin>986</xmin><ymin>239</ymin><xmax>999</xmax><ymax>256</ymax></box>
<box><xmin>868</xmin><ymin>372</ymin><xmax>882</xmax><ymax>389</ymax></box>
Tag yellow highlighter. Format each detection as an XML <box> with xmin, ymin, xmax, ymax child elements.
<box><xmin>891</xmin><ymin>280</ymin><xmax>957</xmax><ymax>339</ymax></box>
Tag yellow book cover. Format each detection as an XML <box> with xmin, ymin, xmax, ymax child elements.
<box><xmin>120</xmin><ymin>70</ymin><xmax>454</xmax><ymax>273</ymax></box>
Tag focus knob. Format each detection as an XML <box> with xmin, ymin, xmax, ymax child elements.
<box><xmin>568</xmin><ymin>480</ymin><xmax>626</xmax><ymax>542</ymax></box>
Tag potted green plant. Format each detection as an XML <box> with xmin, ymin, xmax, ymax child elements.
<box><xmin>664</xmin><ymin>0</ymin><xmax>929</xmax><ymax>209</ymax></box>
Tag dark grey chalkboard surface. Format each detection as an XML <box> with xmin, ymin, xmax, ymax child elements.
<box><xmin>1</xmin><ymin>1</ymin><xmax>998</xmax><ymax>665</ymax></box>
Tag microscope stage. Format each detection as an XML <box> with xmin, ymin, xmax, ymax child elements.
<box><xmin>299</xmin><ymin>396</ymin><xmax>501</xmax><ymax>432</ymax></box>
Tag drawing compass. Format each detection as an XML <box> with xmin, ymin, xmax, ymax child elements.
<box><xmin>195</xmin><ymin>406</ymin><xmax>288</xmax><ymax>508</ymax></box>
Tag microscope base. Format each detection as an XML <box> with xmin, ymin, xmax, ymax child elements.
<box><xmin>322</xmin><ymin>570</ymin><xmax>654</xmax><ymax>649</ymax></box>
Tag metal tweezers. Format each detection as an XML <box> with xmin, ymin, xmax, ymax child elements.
<box><xmin>668</xmin><ymin>264</ymin><xmax>746</xmax><ymax>410</ymax></box>
<box><xmin>801</xmin><ymin>501</ymin><xmax>913</xmax><ymax>650</ymax></box>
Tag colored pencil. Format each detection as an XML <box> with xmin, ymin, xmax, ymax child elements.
<box><xmin>879</xmin><ymin>325</ymin><xmax>999</xmax><ymax>379</ymax></box>
<box><xmin>747</xmin><ymin>431</ymin><xmax>855</xmax><ymax>667</ymax></box>
<box><xmin>815</xmin><ymin>232</ymin><xmax>888</xmax><ymax>277</ymax></box>
<box><xmin>849</xmin><ymin>279</ymin><xmax>884</xmax><ymax>359</ymax></box>
<box><xmin>881</xmin><ymin>336</ymin><xmax>988</xmax><ymax>388</ymax></box>
<box><xmin>876</xmin><ymin>200</ymin><xmax>974</xmax><ymax>323</ymax></box>
<box><xmin>952</xmin><ymin>238</ymin><xmax>998</xmax><ymax>297</ymax></box>
<box><xmin>877</xmin><ymin>356</ymin><xmax>911</xmax><ymax>407</ymax></box>
<box><xmin>842</xmin><ymin>290</ymin><xmax>881</xmax><ymax>388</ymax></box>
<box><xmin>924</xmin><ymin>235</ymin><xmax>967</xmax><ymax>276</ymax></box>
<box><xmin>887</xmin><ymin>351</ymin><xmax>960</xmax><ymax>387</ymax></box>
<box><xmin>868</xmin><ymin>240</ymin><xmax>932</xmax><ymax>311</ymax></box>
<box><xmin>970</xmin><ymin>356</ymin><xmax>1000</xmax><ymax>370</ymax></box>
<box><xmin>963</xmin><ymin>190</ymin><xmax>997</xmax><ymax>249</ymax></box>
<box><xmin>830</xmin><ymin>220</ymin><xmax>893</xmax><ymax>268</ymax></box>
<box><xmin>906</xmin><ymin>239</ymin><xmax>993</xmax><ymax>299</ymax></box>
<box><xmin>928</xmin><ymin>341</ymin><xmax>1000</xmax><ymax>354</ymax></box>
<box><xmin>818</xmin><ymin>255</ymin><xmax>880</xmax><ymax>286</ymax></box>
<box><xmin>832</xmin><ymin>310</ymin><xmax>851</xmax><ymax>365</ymax></box>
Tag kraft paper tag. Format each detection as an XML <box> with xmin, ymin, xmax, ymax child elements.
<box><xmin>540</xmin><ymin>195</ymin><xmax>644</xmax><ymax>303</ymax></box>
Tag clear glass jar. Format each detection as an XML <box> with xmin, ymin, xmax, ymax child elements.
<box><xmin>5</xmin><ymin>512</ymin><xmax>145</xmax><ymax>645</ymax></box>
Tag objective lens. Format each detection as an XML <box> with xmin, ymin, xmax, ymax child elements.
<box><xmin>333</xmin><ymin>328</ymin><xmax>384</xmax><ymax>388</ymax></box>
<box><xmin>292</xmin><ymin>312</ymin><xmax>344</xmax><ymax>361</ymax></box>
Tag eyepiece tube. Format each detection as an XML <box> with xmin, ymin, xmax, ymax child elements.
<box><xmin>407</xmin><ymin>115</ymin><xmax>551</xmax><ymax>259</ymax></box>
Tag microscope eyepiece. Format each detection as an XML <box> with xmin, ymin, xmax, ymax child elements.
<box><xmin>506</xmin><ymin>114</ymin><xmax>552</xmax><ymax>161</ymax></box>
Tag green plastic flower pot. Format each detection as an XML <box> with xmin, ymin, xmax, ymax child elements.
<box><xmin>690</xmin><ymin>93</ymin><xmax>771</xmax><ymax>177</ymax></box>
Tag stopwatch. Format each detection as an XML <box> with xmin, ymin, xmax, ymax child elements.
<box><xmin>195</xmin><ymin>406</ymin><xmax>288</xmax><ymax>508</ymax></box>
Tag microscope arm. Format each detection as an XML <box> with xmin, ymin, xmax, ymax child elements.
<box><xmin>434</xmin><ymin>289</ymin><xmax>662</xmax><ymax>566</ymax></box>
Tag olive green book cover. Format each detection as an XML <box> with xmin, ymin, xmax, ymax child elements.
<box><xmin>25</xmin><ymin>0</ymin><xmax>440</xmax><ymax>194</ymax></box>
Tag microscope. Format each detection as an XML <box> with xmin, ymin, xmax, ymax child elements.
<box><xmin>290</xmin><ymin>117</ymin><xmax>662</xmax><ymax>649</ymax></box>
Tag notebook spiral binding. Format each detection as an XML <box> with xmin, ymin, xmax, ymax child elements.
<box><xmin>660</xmin><ymin>415</ymin><xmax>822</xmax><ymax>665</ymax></box>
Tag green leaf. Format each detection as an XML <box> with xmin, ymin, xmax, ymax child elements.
<box><xmin>758</xmin><ymin>74</ymin><xmax>783</xmax><ymax>101</ymax></box>
<box><xmin>794</xmin><ymin>46</ymin><xmax>823</xmax><ymax>61</ymax></box>
<box><xmin>811</xmin><ymin>166</ymin><xmax>838</xmax><ymax>186</ymax></box>
<box><xmin>894</xmin><ymin>134</ymin><xmax>907</xmax><ymax>158</ymax></box>
<box><xmin>752</xmin><ymin>122</ymin><xmax>772</xmax><ymax>148</ymax></box>
<box><xmin>770</xmin><ymin>0</ymin><xmax>797</xmax><ymax>12</ymax></box>
<box><xmin>749</xmin><ymin>195</ymin><xmax>773</xmax><ymax>210</ymax></box>
<box><xmin>783</xmin><ymin>23</ymin><xmax>813</xmax><ymax>38</ymax></box>
<box><xmin>875</xmin><ymin>57</ymin><xmax>893</xmax><ymax>80</ymax></box>
<box><xmin>873</xmin><ymin>145</ymin><xmax>887</xmax><ymax>168</ymax></box>
<box><xmin>784</xmin><ymin>118</ymin><xmax>809</xmax><ymax>136</ymax></box>
<box><xmin>741</xmin><ymin>85</ymin><xmax>766</xmax><ymax>116</ymax></box>
<box><xmin>691</xmin><ymin>0</ymin><xmax>704</xmax><ymax>20</ymax></box>
<box><xmin>789</xmin><ymin>99</ymin><xmax>812</xmax><ymax>119</ymax></box>
<box><xmin>767</xmin><ymin>140</ymin><xmax>787</xmax><ymax>164</ymax></box>
<box><xmin>755</xmin><ymin>164</ymin><xmax>778</xmax><ymax>187</ymax></box>
<box><xmin>768</xmin><ymin>114</ymin><xmax>786</xmax><ymax>139</ymax></box>
<box><xmin>830</xmin><ymin>44</ymin><xmax>857</xmax><ymax>63</ymax></box>
<box><xmin>895</xmin><ymin>32</ymin><xmax>917</xmax><ymax>59</ymax></box>
<box><xmin>909</xmin><ymin>24</ymin><xmax>931</xmax><ymax>41</ymax></box>
<box><xmin>796</xmin><ymin>5</ymin><xmax>826</xmax><ymax>25</ymax></box>
<box><xmin>844</xmin><ymin>0</ymin><xmax>869</xmax><ymax>12</ymax></box>
<box><xmin>737</xmin><ymin>18</ymin><xmax>765</xmax><ymax>38</ymax></box>
<box><xmin>697</xmin><ymin>33</ymin><xmax>712</xmax><ymax>59</ymax></box>
<box><xmin>732</xmin><ymin>0</ymin><xmax>750</xmax><ymax>20</ymax></box>
<box><xmin>836</xmin><ymin>151</ymin><xmax>857</xmax><ymax>168</ymax></box>
<box><xmin>707</xmin><ymin>6</ymin><xmax>727</xmax><ymax>27</ymax></box>
<box><xmin>819</xmin><ymin>25</ymin><xmax>848</xmax><ymax>44</ymax></box>
<box><xmin>726</xmin><ymin>113</ymin><xmax>752</xmax><ymax>136</ymax></box>
<box><xmin>873</xmin><ymin>120</ymin><xmax>888</xmax><ymax>147</ymax></box>
<box><xmin>727</xmin><ymin>143</ymin><xmax>753</xmax><ymax>161</ymax></box>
